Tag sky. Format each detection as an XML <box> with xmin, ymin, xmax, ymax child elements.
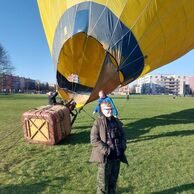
<box><xmin>0</xmin><ymin>0</ymin><xmax>55</xmax><ymax>83</ymax></box>
<box><xmin>0</xmin><ymin>0</ymin><xmax>193</xmax><ymax>84</ymax></box>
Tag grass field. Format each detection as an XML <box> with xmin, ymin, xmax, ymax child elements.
<box><xmin>0</xmin><ymin>94</ymin><xmax>194</xmax><ymax>194</ymax></box>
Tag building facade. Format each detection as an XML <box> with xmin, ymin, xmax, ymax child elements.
<box><xmin>0</xmin><ymin>74</ymin><xmax>51</xmax><ymax>93</ymax></box>
<box><xmin>136</xmin><ymin>74</ymin><xmax>193</xmax><ymax>95</ymax></box>
<box><xmin>113</xmin><ymin>85</ymin><xmax>130</xmax><ymax>95</ymax></box>
<box><xmin>188</xmin><ymin>77</ymin><xmax>194</xmax><ymax>94</ymax></box>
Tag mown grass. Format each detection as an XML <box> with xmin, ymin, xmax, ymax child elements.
<box><xmin>0</xmin><ymin>94</ymin><xmax>194</xmax><ymax>194</ymax></box>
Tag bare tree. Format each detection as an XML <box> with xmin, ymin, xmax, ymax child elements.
<box><xmin>0</xmin><ymin>43</ymin><xmax>14</xmax><ymax>74</ymax></box>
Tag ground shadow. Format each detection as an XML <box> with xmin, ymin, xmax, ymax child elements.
<box><xmin>61</xmin><ymin>109</ymin><xmax>194</xmax><ymax>145</ymax></box>
<box><xmin>128</xmin><ymin>129</ymin><xmax>194</xmax><ymax>143</ymax></box>
<box><xmin>152</xmin><ymin>182</ymin><xmax>194</xmax><ymax>194</ymax></box>
<box><xmin>124</xmin><ymin>108</ymin><xmax>194</xmax><ymax>142</ymax></box>
<box><xmin>117</xmin><ymin>186</ymin><xmax>134</xmax><ymax>193</ymax></box>
<box><xmin>0</xmin><ymin>164</ymin><xmax>90</xmax><ymax>193</ymax></box>
<box><xmin>59</xmin><ymin>125</ymin><xmax>91</xmax><ymax>145</ymax></box>
<box><xmin>0</xmin><ymin>176</ymin><xmax>67</xmax><ymax>194</ymax></box>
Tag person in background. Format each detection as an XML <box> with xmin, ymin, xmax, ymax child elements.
<box><xmin>90</xmin><ymin>101</ymin><xmax>128</xmax><ymax>194</ymax></box>
<box><xmin>93</xmin><ymin>90</ymin><xmax>118</xmax><ymax>118</ymax></box>
<box><xmin>47</xmin><ymin>91</ymin><xmax>58</xmax><ymax>105</ymax></box>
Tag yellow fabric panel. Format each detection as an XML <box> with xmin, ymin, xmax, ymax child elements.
<box><xmin>73</xmin><ymin>94</ymin><xmax>90</xmax><ymax>108</ymax></box>
<box><xmin>120</xmin><ymin>0</ymin><xmax>154</xmax><ymax>29</ymax></box>
<box><xmin>58</xmin><ymin>34</ymin><xmax>86</xmax><ymax>76</ymax></box>
<box><xmin>57</xmin><ymin>86</ymin><xmax>70</xmax><ymax>100</ymax></box>
<box><xmin>57</xmin><ymin>86</ymin><xmax>89</xmax><ymax>107</ymax></box>
<box><xmin>118</xmin><ymin>0</ymin><xmax>194</xmax><ymax>76</ymax></box>
<box><xmin>58</xmin><ymin>33</ymin><xmax>106</xmax><ymax>87</ymax></box>
<box><xmin>58</xmin><ymin>86</ymin><xmax>90</xmax><ymax>108</ymax></box>
<box><xmin>181</xmin><ymin>0</ymin><xmax>194</xmax><ymax>51</ymax></box>
<box><xmin>37</xmin><ymin>0</ymin><xmax>67</xmax><ymax>53</ymax></box>
<box><xmin>150</xmin><ymin>1</ymin><xmax>188</xmax><ymax>65</ymax></box>
<box><xmin>65</xmin><ymin>0</ymin><xmax>129</xmax><ymax>19</ymax></box>
<box><xmin>98</xmin><ymin>0</ymin><xmax>129</xmax><ymax>17</ymax></box>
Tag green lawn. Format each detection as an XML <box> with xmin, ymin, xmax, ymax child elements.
<box><xmin>0</xmin><ymin>94</ymin><xmax>194</xmax><ymax>194</ymax></box>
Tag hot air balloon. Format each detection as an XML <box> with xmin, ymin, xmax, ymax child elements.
<box><xmin>37</xmin><ymin>0</ymin><xmax>194</xmax><ymax>108</ymax></box>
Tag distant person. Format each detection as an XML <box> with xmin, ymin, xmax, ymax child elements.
<box><xmin>126</xmin><ymin>94</ymin><xmax>129</xmax><ymax>100</ymax></box>
<box><xmin>47</xmin><ymin>91</ymin><xmax>58</xmax><ymax>105</ymax></box>
<box><xmin>93</xmin><ymin>90</ymin><xmax>118</xmax><ymax>117</ymax></box>
<box><xmin>90</xmin><ymin>101</ymin><xmax>128</xmax><ymax>194</ymax></box>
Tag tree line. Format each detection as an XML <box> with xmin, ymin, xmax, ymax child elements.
<box><xmin>0</xmin><ymin>43</ymin><xmax>54</xmax><ymax>93</ymax></box>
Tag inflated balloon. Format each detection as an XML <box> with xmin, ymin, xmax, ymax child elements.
<box><xmin>37</xmin><ymin>0</ymin><xmax>194</xmax><ymax>107</ymax></box>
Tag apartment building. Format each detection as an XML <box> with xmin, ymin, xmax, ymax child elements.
<box><xmin>0</xmin><ymin>74</ymin><xmax>50</xmax><ymax>93</ymax></box>
<box><xmin>136</xmin><ymin>74</ymin><xmax>192</xmax><ymax>95</ymax></box>
<box><xmin>188</xmin><ymin>77</ymin><xmax>194</xmax><ymax>93</ymax></box>
<box><xmin>113</xmin><ymin>85</ymin><xmax>130</xmax><ymax>95</ymax></box>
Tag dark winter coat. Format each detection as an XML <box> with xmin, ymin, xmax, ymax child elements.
<box><xmin>90</xmin><ymin>116</ymin><xmax>128</xmax><ymax>164</ymax></box>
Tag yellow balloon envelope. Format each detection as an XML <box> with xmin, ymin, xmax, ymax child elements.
<box><xmin>37</xmin><ymin>0</ymin><xmax>194</xmax><ymax>107</ymax></box>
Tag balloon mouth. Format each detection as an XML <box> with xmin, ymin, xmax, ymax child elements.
<box><xmin>56</xmin><ymin>32</ymin><xmax>122</xmax><ymax>107</ymax></box>
<box><xmin>57</xmin><ymin>32</ymin><xmax>106</xmax><ymax>88</ymax></box>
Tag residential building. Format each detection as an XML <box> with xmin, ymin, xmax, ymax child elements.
<box><xmin>188</xmin><ymin>77</ymin><xmax>194</xmax><ymax>94</ymax></box>
<box><xmin>0</xmin><ymin>74</ymin><xmax>51</xmax><ymax>93</ymax></box>
<box><xmin>113</xmin><ymin>85</ymin><xmax>130</xmax><ymax>95</ymax></box>
<box><xmin>136</xmin><ymin>74</ymin><xmax>191</xmax><ymax>95</ymax></box>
